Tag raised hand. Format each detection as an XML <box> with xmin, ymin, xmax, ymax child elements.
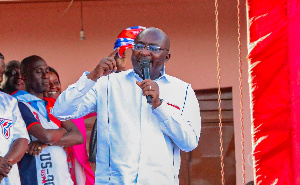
<box><xmin>114</xmin><ymin>49</ymin><xmax>128</xmax><ymax>73</ymax></box>
<box><xmin>87</xmin><ymin>49</ymin><xmax>119</xmax><ymax>81</ymax></box>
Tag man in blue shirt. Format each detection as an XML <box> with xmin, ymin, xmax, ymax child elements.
<box><xmin>13</xmin><ymin>55</ymin><xmax>83</xmax><ymax>185</ymax></box>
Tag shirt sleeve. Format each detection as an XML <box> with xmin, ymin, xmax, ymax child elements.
<box><xmin>52</xmin><ymin>72</ymin><xmax>98</xmax><ymax>120</ymax></box>
<box><xmin>18</xmin><ymin>101</ymin><xmax>41</xmax><ymax>131</ymax></box>
<box><xmin>152</xmin><ymin>84</ymin><xmax>201</xmax><ymax>152</ymax></box>
<box><xmin>11</xmin><ymin>101</ymin><xmax>30</xmax><ymax>142</ymax></box>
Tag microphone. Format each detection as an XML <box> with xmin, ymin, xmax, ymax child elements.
<box><xmin>140</xmin><ymin>60</ymin><xmax>152</xmax><ymax>103</ymax></box>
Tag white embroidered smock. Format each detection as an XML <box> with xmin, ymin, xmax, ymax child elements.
<box><xmin>52</xmin><ymin>69</ymin><xmax>201</xmax><ymax>185</ymax></box>
<box><xmin>0</xmin><ymin>92</ymin><xmax>30</xmax><ymax>185</ymax></box>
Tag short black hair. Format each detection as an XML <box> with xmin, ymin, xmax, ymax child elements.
<box><xmin>0</xmin><ymin>53</ymin><xmax>4</xmax><ymax>60</ymax></box>
<box><xmin>5</xmin><ymin>60</ymin><xmax>20</xmax><ymax>71</ymax></box>
<box><xmin>48</xmin><ymin>66</ymin><xmax>60</xmax><ymax>83</ymax></box>
<box><xmin>20</xmin><ymin>55</ymin><xmax>44</xmax><ymax>76</ymax></box>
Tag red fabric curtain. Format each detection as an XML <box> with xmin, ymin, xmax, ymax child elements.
<box><xmin>247</xmin><ymin>0</ymin><xmax>300</xmax><ymax>184</ymax></box>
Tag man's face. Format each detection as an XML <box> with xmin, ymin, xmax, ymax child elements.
<box><xmin>24</xmin><ymin>59</ymin><xmax>50</xmax><ymax>95</ymax></box>
<box><xmin>0</xmin><ymin>59</ymin><xmax>4</xmax><ymax>84</ymax></box>
<box><xmin>4</xmin><ymin>65</ymin><xmax>24</xmax><ymax>93</ymax></box>
<box><xmin>131</xmin><ymin>29</ymin><xmax>170</xmax><ymax>80</ymax></box>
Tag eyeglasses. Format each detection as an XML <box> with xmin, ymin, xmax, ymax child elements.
<box><xmin>133</xmin><ymin>43</ymin><xmax>169</xmax><ymax>53</ymax></box>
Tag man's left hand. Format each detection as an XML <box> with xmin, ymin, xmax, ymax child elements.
<box><xmin>27</xmin><ymin>141</ymin><xmax>47</xmax><ymax>156</ymax></box>
<box><xmin>0</xmin><ymin>156</ymin><xmax>11</xmax><ymax>178</ymax></box>
<box><xmin>136</xmin><ymin>79</ymin><xmax>162</xmax><ymax>109</ymax></box>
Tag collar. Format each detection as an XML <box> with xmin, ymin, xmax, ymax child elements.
<box><xmin>12</xmin><ymin>90</ymin><xmax>43</xmax><ymax>103</ymax></box>
<box><xmin>131</xmin><ymin>67</ymin><xmax>169</xmax><ymax>82</ymax></box>
<box><xmin>12</xmin><ymin>90</ymin><xmax>51</xmax><ymax>122</ymax></box>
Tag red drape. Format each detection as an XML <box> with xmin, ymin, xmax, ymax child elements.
<box><xmin>247</xmin><ymin>0</ymin><xmax>300</xmax><ymax>184</ymax></box>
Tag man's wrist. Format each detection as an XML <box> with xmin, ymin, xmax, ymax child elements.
<box><xmin>87</xmin><ymin>71</ymin><xmax>100</xmax><ymax>81</ymax></box>
<box><xmin>152</xmin><ymin>98</ymin><xmax>163</xmax><ymax>109</ymax></box>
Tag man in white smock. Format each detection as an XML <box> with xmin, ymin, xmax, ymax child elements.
<box><xmin>53</xmin><ymin>27</ymin><xmax>201</xmax><ymax>185</ymax></box>
<box><xmin>0</xmin><ymin>57</ymin><xmax>29</xmax><ymax>185</ymax></box>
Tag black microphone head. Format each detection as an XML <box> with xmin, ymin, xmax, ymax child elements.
<box><xmin>140</xmin><ymin>60</ymin><xmax>150</xmax><ymax>69</ymax></box>
<box><xmin>140</xmin><ymin>60</ymin><xmax>150</xmax><ymax>80</ymax></box>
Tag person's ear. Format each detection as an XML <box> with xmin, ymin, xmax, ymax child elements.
<box><xmin>164</xmin><ymin>53</ymin><xmax>171</xmax><ymax>63</ymax></box>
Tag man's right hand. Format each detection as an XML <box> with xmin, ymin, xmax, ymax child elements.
<box><xmin>0</xmin><ymin>156</ymin><xmax>12</xmax><ymax>178</ymax></box>
<box><xmin>87</xmin><ymin>49</ymin><xmax>119</xmax><ymax>81</ymax></box>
